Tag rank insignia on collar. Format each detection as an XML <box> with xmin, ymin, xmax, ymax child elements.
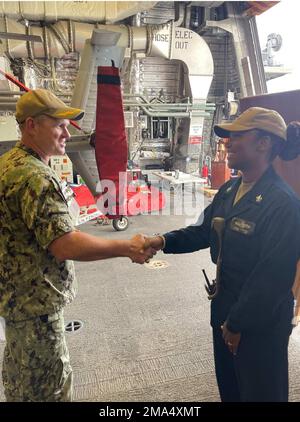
<box><xmin>255</xmin><ymin>194</ymin><xmax>263</xmax><ymax>203</ymax></box>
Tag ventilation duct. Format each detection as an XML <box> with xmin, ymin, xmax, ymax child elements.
<box><xmin>0</xmin><ymin>1</ymin><xmax>157</xmax><ymax>23</ymax></box>
<box><xmin>0</xmin><ymin>17</ymin><xmax>214</xmax><ymax>189</ymax></box>
<box><xmin>0</xmin><ymin>19</ymin><xmax>213</xmax><ymax>102</ymax></box>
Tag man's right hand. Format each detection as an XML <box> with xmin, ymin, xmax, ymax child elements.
<box><xmin>129</xmin><ymin>234</ymin><xmax>157</xmax><ymax>264</ymax></box>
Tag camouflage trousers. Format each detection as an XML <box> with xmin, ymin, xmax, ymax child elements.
<box><xmin>2</xmin><ymin>309</ymin><xmax>73</xmax><ymax>402</ymax></box>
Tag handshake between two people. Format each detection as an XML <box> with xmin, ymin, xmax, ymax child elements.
<box><xmin>128</xmin><ymin>234</ymin><xmax>165</xmax><ymax>264</ymax></box>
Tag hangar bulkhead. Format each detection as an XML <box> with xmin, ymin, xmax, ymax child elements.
<box><xmin>1</xmin><ymin>1</ymin><xmax>300</xmax><ymax>405</ymax></box>
<box><xmin>0</xmin><ymin>1</ymin><xmax>277</xmax><ymax>189</ymax></box>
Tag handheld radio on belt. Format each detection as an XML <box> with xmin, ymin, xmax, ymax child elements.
<box><xmin>202</xmin><ymin>217</ymin><xmax>225</xmax><ymax>300</ymax></box>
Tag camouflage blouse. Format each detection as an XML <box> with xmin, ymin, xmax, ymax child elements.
<box><xmin>0</xmin><ymin>142</ymin><xmax>77</xmax><ymax>321</ymax></box>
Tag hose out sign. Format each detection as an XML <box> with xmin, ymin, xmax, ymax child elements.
<box><xmin>150</xmin><ymin>22</ymin><xmax>172</xmax><ymax>58</ymax></box>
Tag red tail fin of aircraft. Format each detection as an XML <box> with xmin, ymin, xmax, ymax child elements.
<box><xmin>95</xmin><ymin>65</ymin><xmax>128</xmax><ymax>215</ymax></box>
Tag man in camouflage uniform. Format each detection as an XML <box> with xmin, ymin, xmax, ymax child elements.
<box><xmin>0</xmin><ymin>89</ymin><xmax>155</xmax><ymax>401</ymax></box>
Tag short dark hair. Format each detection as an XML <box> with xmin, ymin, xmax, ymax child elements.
<box><xmin>255</xmin><ymin>129</ymin><xmax>284</xmax><ymax>162</ymax></box>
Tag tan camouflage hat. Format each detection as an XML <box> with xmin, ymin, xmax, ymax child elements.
<box><xmin>15</xmin><ymin>89</ymin><xmax>84</xmax><ymax>123</ymax></box>
<box><xmin>214</xmin><ymin>107</ymin><xmax>286</xmax><ymax>141</ymax></box>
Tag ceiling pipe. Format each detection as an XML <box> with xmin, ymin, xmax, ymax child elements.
<box><xmin>139</xmin><ymin>106</ymin><xmax>210</xmax><ymax>118</ymax></box>
<box><xmin>174</xmin><ymin>2</ymin><xmax>185</xmax><ymax>27</ymax></box>
<box><xmin>0</xmin><ymin>2</ymin><xmax>157</xmax><ymax>24</ymax></box>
